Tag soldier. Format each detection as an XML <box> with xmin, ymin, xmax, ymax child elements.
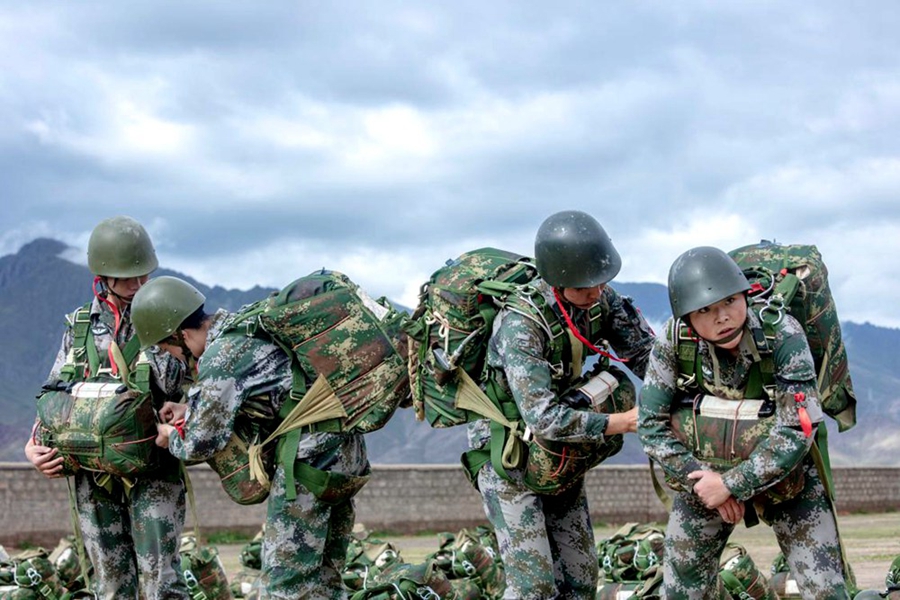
<box><xmin>23</xmin><ymin>216</ymin><xmax>189</xmax><ymax>600</ymax></box>
<box><xmin>637</xmin><ymin>246</ymin><xmax>850</xmax><ymax>599</ymax></box>
<box><xmin>466</xmin><ymin>210</ymin><xmax>655</xmax><ymax>599</ymax></box>
<box><xmin>131</xmin><ymin>275</ymin><xmax>370</xmax><ymax>600</ymax></box>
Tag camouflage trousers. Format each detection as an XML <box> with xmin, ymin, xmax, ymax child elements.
<box><xmin>664</xmin><ymin>458</ymin><xmax>850</xmax><ymax>600</ymax></box>
<box><xmin>477</xmin><ymin>462</ymin><xmax>598</xmax><ymax>600</ymax></box>
<box><xmin>74</xmin><ymin>470</ymin><xmax>189</xmax><ymax>600</ymax></box>
<box><xmin>259</xmin><ymin>438</ymin><xmax>367</xmax><ymax>600</ymax></box>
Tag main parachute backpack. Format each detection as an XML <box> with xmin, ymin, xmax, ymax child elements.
<box><xmin>212</xmin><ymin>270</ymin><xmax>409</xmax><ymax>505</ymax></box>
<box><xmin>728</xmin><ymin>240</ymin><xmax>857</xmax><ymax>431</ymax></box>
<box><xmin>404</xmin><ymin>248</ymin><xmax>539</xmax><ymax>428</ymax></box>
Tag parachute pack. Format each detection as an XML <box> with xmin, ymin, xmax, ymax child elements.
<box><xmin>35</xmin><ymin>304</ymin><xmax>160</xmax><ymax>478</ymax></box>
<box><xmin>179</xmin><ymin>534</ymin><xmax>233</xmax><ymax>600</ymax></box>
<box><xmin>729</xmin><ymin>241</ymin><xmax>857</xmax><ymax>431</ymax></box>
<box><xmin>404</xmin><ymin>248</ymin><xmax>539</xmax><ymax>429</ymax></box>
<box><xmin>207</xmin><ymin>270</ymin><xmax>409</xmax><ymax>505</ymax></box>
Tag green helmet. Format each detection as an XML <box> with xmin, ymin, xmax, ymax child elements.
<box><xmin>534</xmin><ymin>210</ymin><xmax>622</xmax><ymax>288</ymax></box>
<box><xmin>131</xmin><ymin>276</ymin><xmax>205</xmax><ymax>348</ymax></box>
<box><xmin>852</xmin><ymin>590</ymin><xmax>887</xmax><ymax>600</ymax></box>
<box><xmin>667</xmin><ymin>246</ymin><xmax>750</xmax><ymax>319</ymax></box>
<box><xmin>87</xmin><ymin>216</ymin><xmax>159</xmax><ymax>278</ymax></box>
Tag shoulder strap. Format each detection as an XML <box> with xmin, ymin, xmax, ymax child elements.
<box><xmin>59</xmin><ymin>304</ymin><xmax>96</xmax><ymax>382</ymax></box>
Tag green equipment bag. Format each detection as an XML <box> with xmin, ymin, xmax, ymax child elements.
<box><xmin>238</xmin><ymin>528</ymin><xmax>265</xmax><ymax>571</ymax></box>
<box><xmin>348</xmin><ymin>559</ymin><xmax>456</xmax><ymax>600</ymax></box>
<box><xmin>234</xmin><ymin>269</ymin><xmax>410</xmax><ymax>434</ymax></box>
<box><xmin>426</xmin><ymin>529</ymin><xmax>505</xmax><ymax>599</ymax></box>
<box><xmin>768</xmin><ymin>552</ymin><xmax>801</xmax><ymax>600</ymax></box>
<box><xmin>229</xmin><ymin>568</ymin><xmax>261</xmax><ymax>599</ymax></box>
<box><xmin>595</xmin><ymin>569</ymin><xmax>663</xmax><ymax>600</ymax></box>
<box><xmin>35</xmin><ymin>359</ymin><xmax>159</xmax><ymax>478</ymax></box>
<box><xmin>206</xmin><ymin>398</ymin><xmax>277</xmax><ymax>506</ymax></box>
<box><xmin>179</xmin><ymin>535</ymin><xmax>233</xmax><ymax>600</ymax></box>
<box><xmin>596</xmin><ymin>522</ymin><xmax>666</xmax><ymax>584</ymax></box>
<box><xmin>0</xmin><ymin>549</ymin><xmax>67</xmax><ymax>600</ymax></box>
<box><xmin>718</xmin><ymin>543</ymin><xmax>776</xmax><ymax>600</ymax></box>
<box><xmin>404</xmin><ymin>248</ymin><xmax>538</xmax><ymax>428</ymax></box>
<box><xmin>343</xmin><ymin>535</ymin><xmax>404</xmax><ymax>592</ymax></box>
<box><xmin>729</xmin><ymin>240</ymin><xmax>857</xmax><ymax>431</ymax></box>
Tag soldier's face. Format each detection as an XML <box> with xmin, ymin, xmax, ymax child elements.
<box><xmin>562</xmin><ymin>285</ymin><xmax>605</xmax><ymax>309</ymax></box>
<box><xmin>689</xmin><ymin>294</ymin><xmax>748</xmax><ymax>351</ymax></box>
<box><xmin>106</xmin><ymin>274</ymin><xmax>150</xmax><ymax>306</ymax></box>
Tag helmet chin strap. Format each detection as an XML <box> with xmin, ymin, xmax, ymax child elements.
<box><xmin>99</xmin><ymin>277</ymin><xmax>133</xmax><ymax>305</ymax></box>
<box><xmin>170</xmin><ymin>330</ymin><xmax>195</xmax><ymax>363</ymax></box>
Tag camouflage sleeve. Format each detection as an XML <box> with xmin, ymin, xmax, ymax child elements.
<box><xmin>721</xmin><ymin>315</ymin><xmax>820</xmax><ymax>501</ymax></box>
<box><xmin>494</xmin><ymin>310</ymin><xmax>608</xmax><ymax>442</ymax></box>
<box><xmin>144</xmin><ymin>347</ymin><xmax>186</xmax><ymax>400</ymax></box>
<box><xmin>637</xmin><ymin>319</ymin><xmax>705</xmax><ymax>488</ymax></box>
<box><xmin>167</xmin><ymin>334</ymin><xmax>290</xmax><ymax>462</ymax></box>
<box><xmin>599</xmin><ymin>287</ymin><xmax>655</xmax><ymax>379</ymax></box>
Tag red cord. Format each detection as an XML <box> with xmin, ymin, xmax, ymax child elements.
<box><xmin>552</xmin><ymin>288</ymin><xmax>627</xmax><ymax>363</ymax></box>
<box><xmin>550</xmin><ymin>446</ymin><xmax>568</xmax><ymax>478</ymax></box>
<box><xmin>93</xmin><ymin>276</ymin><xmax>123</xmax><ymax>376</ymax></box>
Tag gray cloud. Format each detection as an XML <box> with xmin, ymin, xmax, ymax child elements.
<box><xmin>3</xmin><ymin>1</ymin><xmax>900</xmax><ymax>325</ymax></box>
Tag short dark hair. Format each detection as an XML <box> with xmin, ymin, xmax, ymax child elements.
<box><xmin>180</xmin><ymin>304</ymin><xmax>208</xmax><ymax>331</ymax></box>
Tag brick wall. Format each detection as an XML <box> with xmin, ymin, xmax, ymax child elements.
<box><xmin>2</xmin><ymin>463</ymin><xmax>898</xmax><ymax>546</ymax></box>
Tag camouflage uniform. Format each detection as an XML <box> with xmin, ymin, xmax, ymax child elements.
<box><xmin>638</xmin><ymin>309</ymin><xmax>849</xmax><ymax>600</ymax></box>
<box><xmin>166</xmin><ymin>309</ymin><xmax>368</xmax><ymax>600</ymax></box>
<box><xmin>42</xmin><ymin>296</ymin><xmax>189</xmax><ymax>600</ymax></box>
<box><xmin>468</xmin><ymin>280</ymin><xmax>654</xmax><ymax>600</ymax></box>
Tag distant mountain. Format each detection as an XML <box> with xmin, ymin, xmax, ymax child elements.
<box><xmin>1</xmin><ymin>239</ymin><xmax>897</xmax><ymax>465</ymax></box>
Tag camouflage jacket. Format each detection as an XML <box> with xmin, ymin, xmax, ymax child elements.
<box><xmin>638</xmin><ymin>308</ymin><xmax>824</xmax><ymax>502</ymax></box>
<box><xmin>47</xmin><ymin>295</ymin><xmax>184</xmax><ymax>397</ymax></box>
<box><xmin>167</xmin><ymin>310</ymin><xmax>367</xmax><ymax>470</ymax></box>
<box><xmin>469</xmin><ymin>279</ymin><xmax>654</xmax><ymax>449</ymax></box>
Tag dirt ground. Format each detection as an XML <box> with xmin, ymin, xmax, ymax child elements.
<box><xmin>215</xmin><ymin>512</ymin><xmax>900</xmax><ymax>591</ymax></box>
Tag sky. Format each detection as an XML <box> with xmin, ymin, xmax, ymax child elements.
<box><xmin>2</xmin><ymin>2</ymin><xmax>900</xmax><ymax>327</ymax></box>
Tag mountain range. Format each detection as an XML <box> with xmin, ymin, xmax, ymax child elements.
<box><xmin>1</xmin><ymin>238</ymin><xmax>897</xmax><ymax>465</ymax></box>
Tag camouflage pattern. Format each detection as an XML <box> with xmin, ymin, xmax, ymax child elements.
<box><xmin>729</xmin><ymin>241</ymin><xmax>857</xmax><ymax>431</ymax></box>
<box><xmin>718</xmin><ymin>543</ymin><xmax>776</xmax><ymax>600</ymax></box>
<box><xmin>0</xmin><ymin>549</ymin><xmax>66</xmax><ymax>600</ymax></box>
<box><xmin>476</xmin><ymin>462</ymin><xmax>598</xmax><ymax>599</ymax></box>
<box><xmin>36</xmin><ymin>296</ymin><xmax>188</xmax><ymax>600</ymax></box>
<box><xmin>229</xmin><ymin>568</ymin><xmax>262</xmax><ymax>599</ymax></box>
<box><xmin>404</xmin><ymin>247</ymin><xmax>539</xmax><ymax>428</ymax></box>
<box><xmin>596</xmin><ymin>522</ymin><xmax>665</xmax><ymax>583</ymax></box>
<box><xmin>595</xmin><ymin>570</ymin><xmax>663</xmax><ymax>600</ymax></box>
<box><xmin>47</xmin><ymin>536</ymin><xmax>83</xmax><ymax>591</ymax></box>
<box><xmin>468</xmin><ymin>278</ymin><xmax>654</xmax><ymax>599</ymax></box>
<box><xmin>178</xmin><ymin>535</ymin><xmax>232</xmax><ymax>600</ymax></box>
<box><xmin>638</xmin><ymin>309</ymin><xmax>848</xmax><ymax>598</ymax></box>
<box><xmin>36</xmin><ymin>375</ymin><xmax>159</xmax><ymax>478</ymax></box>
<box><xmin>343</xmin><ymin>534</ymin><xmax>403</xmax><ymax>592</ymax></box>
<box><xmin>238</xmin><ymin>529</ymin><xmax>264</xmax><ymax>571</ymax></box>
<box><xmin>166</xmin><ymin>309</ymin><xmax>369</xmax><ymax>600</ymax></box>
<box><xmin>426</xmin><ymin>530</ymin><xmax>505</xmax><ymax>599</ymax></box>
<box><xmin>251</xmin><ymin>270</ymin><xmax>410</xmax><ymax>433</ymax></box>
<box><xmin>348</xmin><ymin>560</ymin><xmax>456</xmax><ymax>600</ymax></box>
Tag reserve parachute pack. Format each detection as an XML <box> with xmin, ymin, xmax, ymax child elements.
<box><xmin>0</xmin><ymin>548</ymin><xmax>67</xmax><ymax>600</ymax></box>
<box><xmin>178</xmin><ymin>534</ymin><xmax>233</xmax><ymax>600</ymax></box>
<box><xmin>35</xmin><ymin>304</ymin><xmax>160</xmax><ymax>478</ymax></box>
<box><xmin>212</xmin><ymin>270</ymin><xmax>409</xmax><ymax>505</ymax></box>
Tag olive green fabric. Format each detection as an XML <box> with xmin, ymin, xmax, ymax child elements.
<box><xmin>718</xmin><ymin>543</ymin><xmax>777</xmax><ymax>600</ymax></box>
<box><xmin>178</xmin><ymin>535</ymin><xmax>233</xmax><ymax>600</ymax></box>
<box><xmin>87</xmin><ymin>216</ymin><xmax>158</xmax><ymax>278</ymax></box>
<box><xmin>668</xmin><ymin>246</ymin><xmax>751</xmax><ymax>319</ymax></box>
<box><xmin>533</xmin><ymin>210</ymin><xmax>622</xmax><ymax>288</ymax></box>
<box><xmin>131</xmin><ymin>276</ymin><xmax>206</xmax><ymax>348</ymax></box>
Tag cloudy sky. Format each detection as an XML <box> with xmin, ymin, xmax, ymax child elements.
<box><xmin>2</xmin><ymin>2</ymin><xmax>899</xmax><ymax>327</ymax></box>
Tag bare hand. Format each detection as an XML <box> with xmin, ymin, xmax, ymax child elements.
<box><xmin>24</xmin><ymin>437</ymin><xmax>65</xmax><ymax>478</ymax></box>
<box><xmin>158</xmin><ymin>401</ymin><xmax>187</xmax><ymax>424</ymax></box>
<box><xmin>715</xmin><ymin>497</ymin><xmax>745</xmax><ymax>524</ymax></box>
<box><xmin>605</xmin><ymin>407</ymin><xmax>638</xmax><ymax>435</ymax></box>
<box><xmin>156</xmin><ymin>423</ymin><xmax>175</xmax><ymax>448</ymax></box>
<box><xmin>688</xmin><ymin>470</ymin><xmax>732</xmax><ymax>509</ymax></box>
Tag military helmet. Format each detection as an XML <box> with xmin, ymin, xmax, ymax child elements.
<box><xmin>852</xmin><ymin>590</ymin><xmax>887</xmax><ymax>600</ymax></box>
<box><xmin>87</xmin><ymin>216</ymin><xmax>159</xmax><ymax>278</ymax></box>
<box><xmin>534</xmin><ymin>210</ymin><xmax>622</xmax><ymax>288</ymax></box>
<box><xmin>667</xmin><ymin>246</ymin><xmax>750</xmax><ymax>319</ymax></box>
<box><xmin>131</xmin><ymin>276</ymin><xmax>205</xmax><ymax>348</ymax></box>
